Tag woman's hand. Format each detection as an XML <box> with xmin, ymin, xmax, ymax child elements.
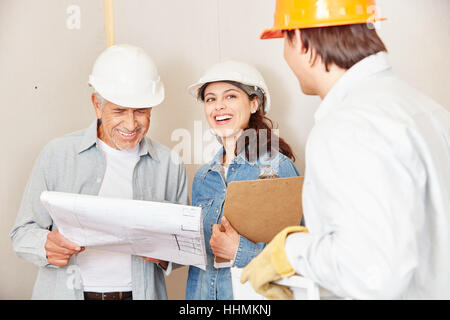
<box><xmin>210</xmin><ymin>216</ymin><xmax>240</xmax><ymax>260</ymax></box>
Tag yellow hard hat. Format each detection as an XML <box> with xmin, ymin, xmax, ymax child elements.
<box><xmin>261</xmin><ymin>0</ymin><xmax>386</xmax><ymax>39</ymax></box>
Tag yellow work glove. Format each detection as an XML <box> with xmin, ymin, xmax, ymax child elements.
<box><xmin>240</xmin><ymin>226</ymin><xmax>308</xmax><ymax>300</ymax></box>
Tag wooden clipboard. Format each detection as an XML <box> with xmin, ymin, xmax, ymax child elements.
<box><xmin>215</xmin><ymin>176</ymin><xmax>304</xmax><ymax>264</ymax></box>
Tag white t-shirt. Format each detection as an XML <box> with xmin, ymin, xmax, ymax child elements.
<box><xmin>77</xmin><ymin>139</ymin><xmax>140</xmax><ymax>292</ymax></box>
<box><xmin>222</xmin><ymin>165</ymin><xmax>228</xmax><ymax>180</ymax></box>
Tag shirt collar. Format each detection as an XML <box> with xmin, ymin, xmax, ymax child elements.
<box><xmin>206</xmin><ymin>143</ymin><xmax>256</xmax><ymax>173</ymax></box>
<box><xmin>314</xmin><ymin>52</ymin><xmax>392</xmax><ymax>122</ymax></box>
<box><xmin>210</xmin><ymin>146</ymin><xmax>225</xmax><ymax>166</ymax></box>
<box><xmin>140</xmin><ymin>136</ymin><xmax>159</xmax><ymax>161</ymax></box>
<box><xmin>77</xmin><ymin>120</ymin><xmax>159</xmax><ymax>161</ymax></box>
<box><xmin>77</xmin><ymin>121</ymin><xmax>98</xmax><ymax>153</ymax></box>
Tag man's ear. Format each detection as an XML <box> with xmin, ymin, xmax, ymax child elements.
<box><xmin>91</xmin><ymin>93</ymin><xmax>102</xmax><ymax>119</ymax></box>
<box><xmin>294</xmin><ymin>29</ymin><xmax>307</xmax><ymax>54</ymax></box>
<box><xmin>296</xmin><ymin>29</ymin><xmax>318</xmax><ymax>67</ymax></box>
<box><xmin>286</xmin><ymin>29</ymin><xmax>307</xmax><ymax>57</ymax></box>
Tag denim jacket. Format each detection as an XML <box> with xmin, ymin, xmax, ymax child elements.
<box><xmin>186</xmin><ymin>147</ymin><xmax>300</xmax><ymax>300</ymax></box>
<box><xmin>10</xmin><ymin>121</ymin><xmax>188</xmax><ymax>300</ymax></box>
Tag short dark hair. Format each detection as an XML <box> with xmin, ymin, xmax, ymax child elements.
<box><xmin>286</xmin><ymin>23</ymin><xmax>387</xmax><ymax>72</ymax></box>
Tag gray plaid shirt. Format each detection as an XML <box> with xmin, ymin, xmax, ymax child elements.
<box><xmin>10</xmin><ymin>121</ymin><xmax>188</xmax><ymax>299</ymax></box>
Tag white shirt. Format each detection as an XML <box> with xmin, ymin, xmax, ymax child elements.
<box><xmin>285</xmin><ymin>52</ymin><xmax>450</xmax><ymax>299</ymax></box>
<box><xmin>223</xmin><ymin>165</ymin><xmax>229</xmax><ymax>180</ymax></box>
<box><xmin>77</xmin><ymin>139</ymin><xmax>140</xmax><ymax>292</ymax></box>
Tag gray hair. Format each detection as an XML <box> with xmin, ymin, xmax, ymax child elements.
<box><xmin>93</xmin><ymin>91</ymin><xmax>107</xmax><ymax>110</ymax></box>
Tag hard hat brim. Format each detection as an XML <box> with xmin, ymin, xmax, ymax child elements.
<box><xmin>187</xmin><ymin>79</ymin><xmax>271</xmax><ymax>114</ymax></box>
<box><xmin>188</xmin><ymin>60</ymin><xmax>272</xmax><ymax>114</ymax></box>
<box><xmin>260</xmin><ymin>28</ymin><xmax>285</xmax><ymax>40</ymax></box>
<box><xmin>102</xmin><ymin>87</ymin><xmax>165</xmax><ymax>108</ymax></box>
<box><xmin>90</xmin><ymin>82</ymin><xmax>165</xmax><ymax>109</ymax></box>
<box><xmin>260</xmin><ymin>17</ymin><xmax>387</xmax><ymax>40</ymax></box>
<box><xmin>187</xmin><ymin>82</ymin><xmax>204</xmax><ymax>101</ymax></box>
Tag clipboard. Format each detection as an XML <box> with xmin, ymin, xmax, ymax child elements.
<box><xmin>215</xmin><ymin>176</ymin><xmax>304</xmax><ymax>264</ymax></box>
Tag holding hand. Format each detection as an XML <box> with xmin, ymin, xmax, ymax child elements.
<box><xmin>240</xmin><ymin>226</ymin><xmax>308</xmax><ymax>300</ymax></box>
<box><xmin>210</xmin><ymin>216</ymin><xmax>239</xmax><ymax>260</ymax></box>
<box><xmin>45</xmin><ymin>229</ymin><xmax>84</xmax><ymax>267</ymax></box>
<box><xmin>141</xmin><ymin>257</ymin><xmax>169</xmax><ymax>270</ymax></box>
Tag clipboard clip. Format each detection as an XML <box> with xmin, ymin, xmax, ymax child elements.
<box><xmin>258</xmin><ymin>165</ymin><xmax>279</xmax><ymax>179</ymax></box>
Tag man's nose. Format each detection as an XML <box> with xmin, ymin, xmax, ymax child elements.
<box><xmin>123</xmin><ymin>110</ymin><xmax>137</xmax><ymax>130</ymax></box>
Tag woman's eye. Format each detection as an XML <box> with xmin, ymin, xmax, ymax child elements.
<box><xmin>206</xmin><ymin>97</ymin><xmax>215</xmax><ymax>102</ymax></box>
<box><xmin>227</xmin><ymin>95</ymin><xmax>236</xmax><ymax>99</ymax></box>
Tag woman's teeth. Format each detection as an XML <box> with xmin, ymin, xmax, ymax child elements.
<box><xmin>215</xmin><ymin>115</ymin><xmax>232</xmax><ymax>121</ymax></box>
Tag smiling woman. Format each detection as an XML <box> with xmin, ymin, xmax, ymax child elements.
<box><xmin>185</xmin><ymin>60</ymin><xmax>301</xmax><ymax>300</ymax></box>
<box><xmin>203</xmin><ymin>82</ymin><xmax>255</xmax><ymax>140</ymax></box>
<box><xmin>200</xmin><ymin>80</ymin><xmax>295</xmax><ymax>164</ymax></box>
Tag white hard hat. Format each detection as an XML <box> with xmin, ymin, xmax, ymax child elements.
<box><xmin>88</xmin><ymin>44</ymin><xmax>164</xmax><ymax>108</ymax></box>
<box><xmin>188</xmin><ymin>60</ymin><xmax>271</xmax><ymax>114</ymax></box>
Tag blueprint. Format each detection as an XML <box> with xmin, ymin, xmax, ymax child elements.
<box><xmin>40</xmin><ymin>191</ymin><xmax>207</xmax><ymax>270</ymax></box>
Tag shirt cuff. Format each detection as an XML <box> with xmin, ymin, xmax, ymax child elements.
<box><xmin>284</xmin><ymin>232</ymin><xmax>313</xmax><ymax>277</ymax></box>
<box><xmin>234</xmin><ymin>235</ymin><xmax>265</xmax><ymax>268</ymax></box>
<box><xmin>214</xmin><ymin>257</ymin><xmax>235</xmax><ymax>269</ymax></box>
<box><xmin>15</xmin><ymin>228</ymin><xmax>54</xmax><ymax>268</ymax></box>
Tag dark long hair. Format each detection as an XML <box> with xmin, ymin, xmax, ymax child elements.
<box><xmin>238</xmin><ymin>108</ymin><xmax>296</xmax><ymax>162</ymax></box>
<box><xmin>199</xmin><ymin>81</ymin><xmax>296</xmax><ymax>162</ymax></box>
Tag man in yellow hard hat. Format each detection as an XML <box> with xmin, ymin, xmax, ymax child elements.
<box><xmin>241</xmin><ymin>0</ymin><xmax>450</xmax><ymax>299</ymax></box>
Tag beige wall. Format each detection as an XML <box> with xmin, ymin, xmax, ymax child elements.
<box><xmin>1</xmin><ymin>0</ymin><xmax>449</xmax><ymax>299</ymax></box>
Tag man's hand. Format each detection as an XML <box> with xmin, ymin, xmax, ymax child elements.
<box><xmin>210</xmin><ymin>216</ymin><xmax>239</xmax><ymax>260</ymax></box>
<box><xmin>240</xmin><ymin>226</ymin><xmax>308</xmax><ymax>300</ymax></box>
<box><xmin>141</xmin><ymin>257</ymin><xmax>169</xmax><ymax>270</ymax></box>
<box><xmin>45</xmin><ymin>230</ymin><xmax>84</xmax><ymax>267</ymax></box>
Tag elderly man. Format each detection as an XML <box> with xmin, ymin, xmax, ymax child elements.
<box><xmin>10</xmin><ymin>44</ymin><xmax>188</xmax><ymax>300</ymax></box>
